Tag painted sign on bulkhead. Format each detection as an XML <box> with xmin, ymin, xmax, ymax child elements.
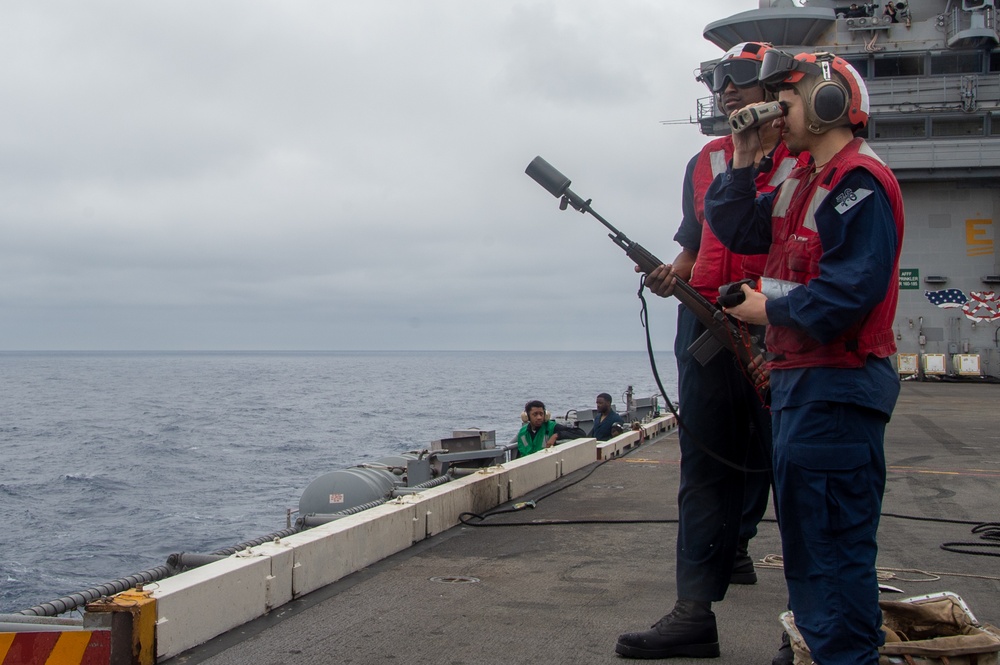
<box><xmin>899</xmin><ymin>268</ymin><xmax>919</xmax><ymax>290</ymax></box>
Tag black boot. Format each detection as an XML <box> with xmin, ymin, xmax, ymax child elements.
<box><xmin>615</xmin><ymin>600</ymin><xmax>720</xmax><ymax>659</ymax></box>
<box><xmin>729</xmin><ymin>541</ymin><xmax>757</xmax><ymax>585</ymax></box>
<box><xmin>771</xmin><ymin>630</ymin><xmax>793</xmax><ymax>665</ymax></box>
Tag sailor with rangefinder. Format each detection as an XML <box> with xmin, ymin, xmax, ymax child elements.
<box><xmin>704</xmin><ymin>50</ymin><xmax>904</xmax><ymax>665</ymax></box>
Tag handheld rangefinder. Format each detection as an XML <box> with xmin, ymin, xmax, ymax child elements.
<box><xmin>730</xmin><ymin>101</ymin><xmax>787</xmax><ymax>134</ymax></box>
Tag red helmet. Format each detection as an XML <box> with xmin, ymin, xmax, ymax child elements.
<box><xmin>759</xmin><ymin>50</ymin><xmax>869</xmax><ymax>133</ymax></box>
<box><xmin>704</xmin><ymin>42</ymin><xmax>773</xmax><ymax>93</ymax></box>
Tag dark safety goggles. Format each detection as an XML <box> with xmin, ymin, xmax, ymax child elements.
<box><xmin>759</xmin><ymin>49</ymin><xmax>825</xmax><ymax>90</ymax></box>
<box><xmin>707</xmin><ymin>58</ymin><xmax>761</xmax><ymax>93</ymax></box>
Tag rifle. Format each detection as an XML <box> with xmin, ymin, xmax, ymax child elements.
<box><xmin>524</xmin><ymin>156</ymin><xmax>766</xmax><ymax>396</ymax></box>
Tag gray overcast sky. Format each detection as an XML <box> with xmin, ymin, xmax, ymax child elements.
<box><xmin>0</xmin><ymin>0</ymin><xmax>752</xmax><ymax>351</ymax></box>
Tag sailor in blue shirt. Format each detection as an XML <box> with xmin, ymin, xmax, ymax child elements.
<box><xmin>589</xmin><ymin>393</ymin><xmax>625</xmax><ymax>441</ymax></box>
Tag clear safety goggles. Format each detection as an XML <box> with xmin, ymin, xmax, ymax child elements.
<box><xmin>708</xmin><ymin>58</ymin><xmax>761</xmax><ymax>93</ymax></box>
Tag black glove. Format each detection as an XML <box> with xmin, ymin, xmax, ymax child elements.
<box><xmin>717</xmin><ymin>278</ymin><xmax>755</xmax><ymax>308</ymax></box>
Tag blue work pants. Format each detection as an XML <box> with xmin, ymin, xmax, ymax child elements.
<box><xmin>772</xmin><ymin>399</ymin><xmax>887</xmax><ymax>664</ymax></box>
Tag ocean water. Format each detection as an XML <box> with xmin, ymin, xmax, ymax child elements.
<box><xmin>0</xmin><ymin>350</ymin><xmax>674</xmax><ymax>614</ymax></box>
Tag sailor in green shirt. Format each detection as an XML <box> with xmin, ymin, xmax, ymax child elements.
<box><xmin>516</xmin><ymin>400</ymin><xmax>558</xmax><ymax>457</ymax></box>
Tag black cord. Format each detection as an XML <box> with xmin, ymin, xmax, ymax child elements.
<box><xmin>636</xmin><ymin>274</ymin><xmax>770</xmax><ymax>474</ymax></box>
<box><xmin>459</xmin><ymin>514</ymin><xmax>675</xmax><ymax>527</ymax></box>
<box><xmin>880</xmin><ymin>513</ymin><xmax>1000</xmax><ymax>557</ymax></box>
<box><xmin>940</xmin><ymin>521</ymin><xmax>1000</xmax><ymax>558</ymax></box>
<box><xmin>463</xmin><ymin>497</ymin><xmax>999</xmax><ymax>564</ymax></box>
<box><xmin>880</xmin><ymin>512</ymin><xmax>984</xmax><ymax>527</ymax></box>
<box><xmin>459</xmin><ymin>444</ymin><xmax>649</xmax><ymax>526</ymax></box>
<box><xmin>756</xmin><ymin>127</ymin><xmax>775</xmax><ymax>174</ymax></box>
<box><xmin>459</xmin><ymin>457</ymin><xmax>998</xmax><ymax>564</ymax></box>
<box><xmin>939</xmin><ymin>542</ymin><xmax>1000</xmax><ymax>557</ymax></box>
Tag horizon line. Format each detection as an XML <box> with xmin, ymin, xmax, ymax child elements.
<box><xmin>0</xmin><ymin>348</ymin><xmax>670</xmax><ymax>354</ymax></box>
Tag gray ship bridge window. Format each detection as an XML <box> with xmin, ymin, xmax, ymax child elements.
<box><xmin>932</xmin><ymin>52</ymin><xmax>985</xmax><ymax>74</ymax></box>
<box><xmin>990</xmin><ymin>112</ymin><xmax>1000</xmax><ymax>135</ymax></box>
<box><xmin>874</xmin><ymin>54</ymin><xmax>925</xmax><ymax>77</ymax></box>
<box><xmin>853</xmin><ymin>51</ymin><xmax>989</xmax><ymax>79</ymax></box>
<box><xmin>872</xmin><ymin>115</ymin><xmax>990</xmax><ymax>139</ymax></box>
<box><xmin>873</xmin><ymin>118</ymin><xmax>927</xmax><ymax>139</ymax></box>
<box><xmin>931</xmin><ymin>115</ymin><xmax>985</xmax><ymax>136</ymax></box>
<box><xmin>844</xmin><ymin>56</ymin><xmax>871</xmax><ymax>78</ymax></box>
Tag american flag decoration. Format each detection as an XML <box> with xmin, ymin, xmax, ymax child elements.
<box><xmin>924</xmin><ymin>288</ymin><xmax>968</xmax><ymax>308</ymax></box>
<box><xmin>962</xmin><ymin>291</ymin><xmax>1000</xmax><ymax>322</ymax></box>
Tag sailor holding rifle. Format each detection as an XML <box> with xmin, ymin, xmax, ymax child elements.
<box><xmin>616</xmin><ymin>42</ymin><xmax>806</xmax><ymax>661</ymax></box>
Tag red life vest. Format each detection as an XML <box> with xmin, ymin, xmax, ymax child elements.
<box><xmin>763</xmin><ymin>138</ymin><xmax>904</xmax><ymax>369</ymax></box>
<box><xmin>689</xmin><ymin>137</ymin><xmax>806</xmax><ymax>301</ymax></box>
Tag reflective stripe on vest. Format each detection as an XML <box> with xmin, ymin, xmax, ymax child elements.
<box><xmin>689</xmin><ymin>138</ymin><xmax>807</xmax><ymax>301</ymax></box>
<box><xmin>710</xmin><ymin>149</ymin><xmax>728</xmax><ymax>178</ymax></box>
<box><xmin>768</xmin><ymin>156</ymin><xmax>798</xmax><ymax>188</ymax></box>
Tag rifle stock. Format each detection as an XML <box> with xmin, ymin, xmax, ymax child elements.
<box><xmin>525</xmin><ymin>156</ymin><xmax>765</xmax><ymax>396</ymax></box>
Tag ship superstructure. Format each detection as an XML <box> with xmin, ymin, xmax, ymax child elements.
<box><xmin>698</xmin><ymin>0</ymin><xmax>1000</xmax><ymax>379</ymax></box>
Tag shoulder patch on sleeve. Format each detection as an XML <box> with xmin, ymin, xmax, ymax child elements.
<box><xmin>833</xmin><ymin>187</ymin><xmax>873</xmax><ymax>214</ymax></box>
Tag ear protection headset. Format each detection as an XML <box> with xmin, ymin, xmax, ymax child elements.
<box><xmin>772</xmin><ymin>52</ymin><xmax>868</xmax><ymax>134</ymax></box>
<box><xmin>520</xmin><ymin>410</ymin><xmax>551</xmax><ymax>423</ymax></box>
<box><xmin>760</xmin><ymin>50</ymin><xmax>869</xmax><ymax>135</ymax></box>
<box><xmin>802</xmin><ymin>57</ymin><xmax>853</xmax><ymax>133</ymax></box>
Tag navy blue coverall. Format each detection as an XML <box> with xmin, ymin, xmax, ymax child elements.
<box><xmin>705</xmin><ymin>163</ymin><xmax>901</xmax><ymax>665</ymax></box>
